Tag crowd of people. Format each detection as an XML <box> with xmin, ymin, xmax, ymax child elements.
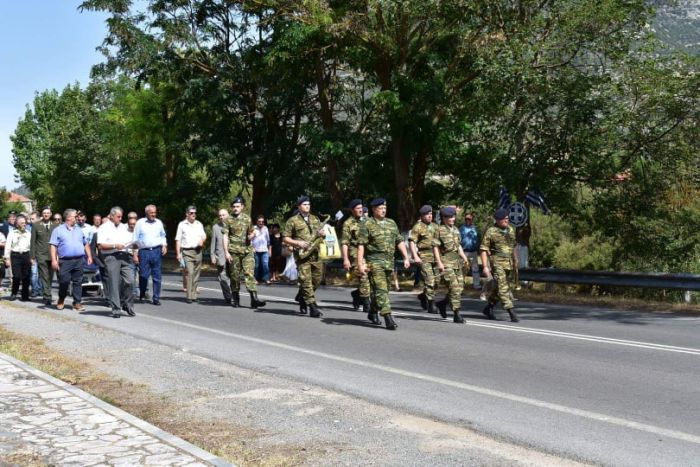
<box><xmin>0</xmin><ymin>196</ymin><xmax>520</xmax><ymax>328</ymax></box>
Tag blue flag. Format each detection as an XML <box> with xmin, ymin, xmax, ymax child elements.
<box><xmin>525</xmin><ymin>188</ymin><xmax>550</xmax><ymax>214</ymax></box>
<box><xmin>498</xmin><ymin>187</ymin><xmax>511</xmax><ymax>210</ymax></box>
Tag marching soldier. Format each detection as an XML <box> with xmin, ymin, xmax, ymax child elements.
<box><xmin>434</xmin><ymin>206</ymin><xmax>470</xmax><ymax>323</ymax></box>
<box><xmin>223</xmin><ymin>197</ymin><xmax>266</xmax><ymax>309</ymax></box>
<box><xmin>357</xmin><ymin>198</ymin><xmax>411</xmax><ymax>330</ymax></box>
<box><xmin>408</xmin><ymin>205</ymin><xmax>438</xmax><ymax>313</ymax></box>
<box><xmin>480</xmin><ymin>207</ymin><xmax>520</xmax><ymax>322</ymax></box>
<box><xmin>341</xmin><ymin>199</ymin><xmax>371</xmax><ymax>313</ymax></box>
<box><xmin>282</xmin><ymin>196</ymin><xmax>325</xmax><ymax>318</ymax></box>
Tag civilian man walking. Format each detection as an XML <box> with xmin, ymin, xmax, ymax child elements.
<box><xmin>98</xmin><ymin>207</ymin><xmax>135</xmax><ymax>318</ymax></box>
<box><xmin>49</xmin><ymin>209</ymin><xmax>93</xmax><ymax>311</ymax></box>
<box><xmin>133</xmin><ymin>204</ymin><xmax>167</xmax><ymax>305</ymax></box>
<box><xmin>30</xmin><ymin>207</ymin><xmax>57</xmax><ymax>305</ymax></box>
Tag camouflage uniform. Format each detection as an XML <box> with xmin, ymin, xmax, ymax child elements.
<box><xmin>222</xmin><ymin>213</ymin><xmax>256</xmax><ymax>293</ymax></box>
<box><xmin>409</xmin><ymin>220</ymin><xmax>439</xmax><ymax>301</ymax></box>
<box><xmin>358</xmin><ymin>217</ymin><xmax>403</xmax><ymax>316</ymax></box>
<box><xmin>283</xmin><ymin>213</ymin><xmax>323</xmax><ymax>305</ymax></box>
<box><xmin>341</xmin><ymin>216</ymin><xmax>370</xmax><ymax>299</ymax></box>
<box><xmin>436</xmin><ymin>224</ymin><xmax>464</xmax><ymax>310</ymax></box>
<box><xmin>480</xmin><ymin>224</ymin><xmax>516</xmax><ymax>310</ymax></box>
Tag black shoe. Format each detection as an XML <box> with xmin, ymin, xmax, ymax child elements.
<box><xmin>43</xmin><ymin>299</ymin><xmax>52</xmax><ymax>306</ymax></box>
<box><xmin>139</xmin><ymin>296</ymin><xmax>145</xmax><ymax>303</ymax></box>
<box><xmin>427</xmin><ymin>300</ymin><xmax>437</xmax><ymax>314</ymax></box>
<box><xmin>231</xmin><ymin>291</ymin><xmax>240</xmax><ymax>308</ymax></box>
<box><xmin>351</xmin><ymin>289</ymin><xmax>360</xmax><ymax>311</ymax></box>
<box><xmin>383</xmin><ymin>314</ymin><xmax>398</xmax><ymax>330</ymax></box>
<box><xmin>122</xmin><ymin>304</ymin><xmax>135</xmax><ymax>316</ymax></box>
<box><xmin>9</xmin><ymin>294</ymin><xmax>17</xmax><ymax>301</ymax></box>
<box><xmin>186</xmin><ymin>298</ymin><xmax>193</xmax><ymax>304</ymax></box>
<box><xmin>507</xmin><ymin>309</ymin><xmax>520</xmax><ymax>323</ymax></box>
<box><xmin>152</xmin><ymin>299</ymin><xmax>161</xmax><ymax>306</ymax></box>
<box><xmin>309</xmin><ymin>303</ymin><xmax>323</xmax><ymax>318</ymax></box>
<box><xmin>482</xmin><ymin>303</ymin><xmax>496</xmax><ymax>320</ymax></box>
<box><xmin>453</xmin><ymin>308</ymin><xmax>465</xmax><ymax>324</ymax></box>
<box><xmin>418</xmin><ymin>292</ymin><xmax>427</xmax><ymax>310</ymax></box>
<box><xmin>225</xmin><ymin>297</ymin><xmax>232</xmax><ymax>305</ymax></box>
<box><xmin>437</xmin><ymin>299</ymin><xmax>448</xmax><ymax>318</ymax></box>
<box><xmin>250</xmin><ymin>291</ymin><xmax>266</xmax><ymax>309</ymax></box>
<box><xmin>111</xmin><ymin>309</ymin><xmax>121</xmax><ymax>318</ymax></box>
<box><xmin>299</xmin><ymin>296</ymin><xmax>308</xmax><ymax>315</ymax></box>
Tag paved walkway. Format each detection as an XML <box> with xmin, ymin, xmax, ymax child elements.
<box><xmin>0</xmin><ymin>352</ymin><xmax>230</xmax><ymax>466</ymax></box>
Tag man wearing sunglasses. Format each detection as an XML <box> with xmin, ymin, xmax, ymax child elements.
<box><xmin>175</xmin><ymin>206</ymin><xmax>206</xmax><ymax>303</ymax></box>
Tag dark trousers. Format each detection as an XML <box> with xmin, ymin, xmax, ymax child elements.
<box><xmin>58</xmin><ymin>257</ymin><xmax>83</xmax><ymax>303</ymax></box>
<box><xmin>104</xmin><ymin>253</ymin><xmax>133</xmax><ymax>311</ymax></box>
<box><xmin>10</xmin><ymin>252</ymin><xmax>31</xmax><ymax>300</ymax></box>
<box><xmin>138</xmin><ymin>248</ymin><xmax>162</xmax><ymax>300</ymax></box>
<box><xmin>37</xmin><ymin>258</ymin><xmax>54</xmax><ymax>301</ymax></box>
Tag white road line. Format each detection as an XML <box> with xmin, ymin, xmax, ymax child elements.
<box><xmin>163</xmin><ymin>281</ymin><xmax>700</xmax><ymax>356</ymax></box>
<box><xmin>140</xmin><ymin>313</ymin><xmax>700</xmax><ymax>446</ymax></box>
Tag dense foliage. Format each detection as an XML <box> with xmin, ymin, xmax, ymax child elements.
<box><xmin>10</xmin><ymin>0</ymin><xmax>699</xmax><ymax>282</ymax></box>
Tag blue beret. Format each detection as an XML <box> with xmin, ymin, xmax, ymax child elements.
<box><xmin>232</xmin><ymin>196</ymin><xmax>245</xmax><ymax>205</ymax></box>
<box><xmin>494</xmin><ymin>207</ymin><xmax>510</xmax><ymax>220</ymax></box>
<box><xmin>348</xmin><ymin>199</ymin><xmax>363</xmax><ymax>209</ymax></box>
<box><xmin>296</xmin><ymin>195</ymin><xmax>310</xmax><ymax>205</ymax></box>
<box><xmin>369</xmin><ymin>198</ymin><xmax>386</xmax><ymax>207</ymax></box>
<box><xmin>440</xmin><ymin>206</ymin><xmax>456</xmax><ymax>217</ymax></box>
<box><xmin>419</xmin><ymin>205</ymin><xmax>432</xmax><ymax>215</ymax></box>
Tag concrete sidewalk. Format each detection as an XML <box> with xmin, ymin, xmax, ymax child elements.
<box><xmin>0</xmin><ymin>352</ymin><xmax>231</xmax><ymax>466</ymax></box>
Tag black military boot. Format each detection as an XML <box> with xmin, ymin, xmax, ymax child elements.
<box><xmin>417</xmin><ymin>292</ymin><xmax>428</xmax><ymax>310</ymax></box>
<box><xmin>351</xmin><ymin>289</ymin><xmax>360</xmax><ymax>310</ymax></box>
<box><xmin>299</xmin><ymin>297</ymin><xmax>308</xmax><ymax>315</ymax></box>
<box><xmin>453</xmin><ymin>306</ymin><xmax>465</xmax><ymax>324</ymax></box>
<box><xmin>309</xmin><ymin>303</ymin><xmax>323</xmax><ymax>318</ymax></box>
<box><xmin>231</xmin><ymin>292</ymin><xmax>240</xmax><ymax>308</ymax></box>
<box><xmin>427</xmin><ymin>300</ymin><xmax>437</xmax><ymax>314</ymax></box>
<box><xmin>482</xmin><ymin>303</ymin><xmax>496</xmax><ymax>320</ymax></box>
<box><xmin>294</xmin><ymin>289</ymin><xmax>302</xmax><ymax>302</ymax></box>
<box><xmin>437</xmin><ymin>298</ymin><xmax>448</xmax><ymax>318</ymax></box>
<box><xmin>507</xmin><ymin>308</ymin><xmax>520</xmax><ymax>323</ymax></box>
<box><xmin>365</xmin><ymin>299</ymin><xmax>381</xmax><ymax>325</ymax></box>
<box><xmin>249</xmin><ymin>291</ymin><xmax>266</xmax><ymax>309</ymax></box>
<box><xmin>383</xmin><ymin>314</ymin><xmax>398</xmax><ymax>330</ymax></box>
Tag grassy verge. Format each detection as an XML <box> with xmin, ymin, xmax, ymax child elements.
<box><xmin>0</xmin><ymin>325</ymin><xmax>309</xmax><ymax>466</ymax></box>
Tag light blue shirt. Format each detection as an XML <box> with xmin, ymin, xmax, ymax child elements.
<box><xmin>49</xmin><ymin>223</ymin><xmax>87</xmax><ymax>258</ymax></box>
<box><xmin>134</xmin><ymin>218</ymin><xmax>167</xmax><ymax>248</ymax></box>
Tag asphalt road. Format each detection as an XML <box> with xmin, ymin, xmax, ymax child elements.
<box><xmin>7</xmin><ymin>274</ymin><xmax>700</xmax><ymax>466</ymax></box>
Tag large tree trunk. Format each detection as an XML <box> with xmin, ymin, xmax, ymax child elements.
<box><xmin>314</xmin><ymin>55</ymin><xmax>343</xmax><ymax>211</ymax></box>
<box><xmin>390</xmin><ymin>131</ymin><xmax>415</xmax><ymax>232</ymax></box>
<box><xmin>250</xmin><ymin>161</ymin><xmax>267</xmax><ymax>218</ymax></box>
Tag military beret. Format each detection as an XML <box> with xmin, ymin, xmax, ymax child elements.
<box><xmin>440</xmin><ymin>206</ymin><xmax>456</xmax><ymax>217</ymax></box>
<box><xmin>369</xmin><ymin>198</ymin><xmax>386</xmax><ymax>207</ymax></box>
<box><xmin>494</xmin><ymin>207</ymin><xmax>510</xmax><ymax>220</ymax></box>
<box><xmin>232</xmin><ymin>196</ymin><xmax>246</xmax><ymax>205</ymax></box>
<box><xmin>347</xmin><ymin>199</ymin><xmax>363</xmax><ymax>209</ymax></box>
<box><xmin>296</xmin><ymin>195</ymin><xmax>310</xmax><ymax>205</ymax></box>
<box><xmin>419</xmin><ymin>205</ymin><xmax>432</xmax><ymax>215</ymax></box>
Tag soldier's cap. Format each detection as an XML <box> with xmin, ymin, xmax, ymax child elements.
<box><xmin>369</xmin><ymin>198</ymin><xmax>386</xmax><ymax>207</ymax></box>
<box><xmin>232</xmin><ymin>196</ymin><xmax>245</xmax><ymax>205</ymax></box>
<box><xmin>347</xmin><ymin>198</ymin><xmax>363</xmax><ymax>209</ymax></box>
<box><xmin>494</xmin><ymin>207</ymin><xmax>510</xmax><ymax>220</ymax></box>
<box><xmin>419</xmin><ymin>205</ymin><xmax>432</xmax><ymax>215</ymax></box>
<box><xmin>440</xmin><ymin>206</ymin><xmax>457</xmax><ymax>217</ymax></box>
<box><xmin>296</xmin><ymin>195</ymin><xmax>310</xmax><ymax>205</ymax></box>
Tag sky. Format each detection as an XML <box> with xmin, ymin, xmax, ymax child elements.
<box><xmin>0</xmin><ymin>1</ymin><xmax>109</xmax><ymax>192</ymax></box>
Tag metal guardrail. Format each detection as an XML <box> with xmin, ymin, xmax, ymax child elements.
<box><xmin>518</xmin><ymin>268</ymin><xmax>700</xmax><ymax>291</ymax></box>
<box><xmin>325</xmin><ymin>260</ymin><xmax>700</xmax><ymax>291</ymax></box>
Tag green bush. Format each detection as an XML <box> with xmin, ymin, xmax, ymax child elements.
<box><xmin>528</xmin><ymin>212</ymin><xmax>570</xmax><ymax>268</ymax></box>
<box><xmin>553</xmin><ymin>234</ymin><xmax>615</xmax><ymax>271</ymax></box>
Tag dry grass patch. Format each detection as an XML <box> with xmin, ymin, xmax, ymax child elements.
<box><xmin>0</xmin><ymin>326</ymin><xmax>315</xmax><ymax>466</ymax></box>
